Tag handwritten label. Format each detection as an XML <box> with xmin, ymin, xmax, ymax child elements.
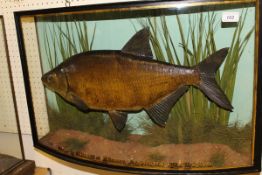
<box><xmin>222</xmin><ymin>12</ymin><xmax>240</xmax><ymax>23</ymax></box>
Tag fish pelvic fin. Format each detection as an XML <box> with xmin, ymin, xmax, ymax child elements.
<box><xmin>196</xmin><ymin>48</ymin><xmax>233</xmax><ymax>111</ymax></box>
<box><xmin>108</xmin><ymin>111</ymin><xmax>128</xmax><ymax>132</ymax></box>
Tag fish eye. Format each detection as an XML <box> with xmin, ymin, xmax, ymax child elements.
<box><xmin>47</xmin><ymin>75</ymin><xmax>53</xmax><ymax>83</ymax></box>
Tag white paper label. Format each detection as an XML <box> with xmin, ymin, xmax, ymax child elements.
<box><xmin>222</xmin><ymin>12</ymin><xmax>240</xmax><ymax>22</ymax></box>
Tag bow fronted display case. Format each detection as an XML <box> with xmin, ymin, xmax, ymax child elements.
<box><xmin>15</xmin><ymin>0</ymin><xmax>262</xmax><ymax>174</ymax></box>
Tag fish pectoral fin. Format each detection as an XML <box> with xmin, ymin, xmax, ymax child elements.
<box><xmin>66</xmin><ymin>92</ymin><xmax>89</xmax><ymax>112</ymax></box>
<box><xmin>145</xmin><ymin>86</ymin><xmax>189</xmax><ymax>127</ymax></box>
<box><xmin>108</xmin><ymin>111</ymin><xmax>128</xmax><ymax>132</ymax></box>
<box><xmin>121</xmin><ymin>27</ymin><xmax>153</xmax><ymax>59</ymax></box>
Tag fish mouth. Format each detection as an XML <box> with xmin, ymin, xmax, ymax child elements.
<box><xmin>41</xmin><ymin>74</ymin><xmax>54</xmax><ymax>92</ymax></box>
<box><xmin>41</xmin><ymin>74</ymin><xmax>48</xmax><ymax>86</ymax></box>
<box><xmin>41</xmin><ymin>73</ymin><xmax>51</xmax><ymax>88</ymax></box>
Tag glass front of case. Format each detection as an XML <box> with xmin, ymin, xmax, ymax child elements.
<box><xmin>0</xmin><ymin>17</ymin><xmax>24</xmax><ymax>174</ymax></box>
<box><xmin>16</xmin><ymin>0</ymin><xmax>261</xmax><ymax>174</ymax></box>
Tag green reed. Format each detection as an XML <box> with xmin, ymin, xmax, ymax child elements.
<box><xmin>42</xmin><ymin>15</ymin><xmax>96</xmax><ymax>117</ymax></box>
<box><xmin>40</xmin><ymin>15</ymin><xmax>131</xmax><ymax>141</ymax></box>
<box><xmin>139</xmin><ymin>11</ymin><xmax>254</xmax><ymax>146</ymax></box>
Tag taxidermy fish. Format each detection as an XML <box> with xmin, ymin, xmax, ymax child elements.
<box><xmin>42</xmin><ymin>28</ymin><xmax>233</xmax><ymax>132</ymax></box>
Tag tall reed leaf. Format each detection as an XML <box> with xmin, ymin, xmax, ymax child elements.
<box><xmin>39</xmin><ymin>15</ymin><xmax>132</xmax><ymax>140</ymax></box>
<box><xmin>139</xmin><ymin>10</ymin><xmax>254</xmax><ymax>144</ymax></box>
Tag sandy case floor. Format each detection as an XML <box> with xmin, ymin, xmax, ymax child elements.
<box><xmin>40</xmin><ymin>129</ymin><xmax>252</xmax><ymax>170</ymax></box>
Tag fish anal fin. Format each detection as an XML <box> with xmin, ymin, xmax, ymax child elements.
<box><xmin>145</xmin><ymin>86</ymin><xmax>189</xmax><ymax>127</ymax></box>
<box><xmin>108</xmin><ymin>111</ymin><xmax>128</xmax><ymax>132</ymax></box>
<box><xmin>66</xmin><ymin>92</ymin><xmax>89</xmax><ymax>112</ymax></box>
<box><xmin>121</xmin><ymin>27</ymin><xmax>153</xmax><ymax>59</ymax></box>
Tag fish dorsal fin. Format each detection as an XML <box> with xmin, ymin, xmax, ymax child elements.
<box><xmin>145</xmin><ymin>86</ymin><xmax>189</xmax><ymax>127</ymax></box>
<box><xmin>121</xmin><ymin>27</ymin><xmax>153</xmax><ymax>59</ymax></box>
<box><xmin>108</xmin><ymin>111</ymin><xmax>128</xmax><ymax>132</ymax></box>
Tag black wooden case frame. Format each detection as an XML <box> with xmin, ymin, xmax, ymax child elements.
<box><xmin>15</xmin><ymin>0</ymin><xmax>262</xmax><ymax>174</ymax></box>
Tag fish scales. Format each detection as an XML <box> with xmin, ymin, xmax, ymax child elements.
<box><xmin>64</xmin><ymin>51</ymin><xmax>199</xmax><ymax>111</ymax></box>
<box><xmin>42</xmin><ymin>28</ymin><xmax>233</xmax><ymax>131</ymax></box>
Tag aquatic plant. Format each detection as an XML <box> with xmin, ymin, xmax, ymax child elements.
<box><xmin>139</xmin><ymin>10</ymin><xmax>254</xmax><ymax>150</ymax></box>
<box><xmin>62</xmin><ymin>138</ymin><xmax>88</xmax><ymax>152</ymax></box>
<box><xmin>38</xmin><ymin>15</ymin><xmax>132</xmax><ymax>141</ymax></box>
<box><xmin>40</xmin><ymin>15</ymin><xmax>103</xmax><ymax>132</ymax></box>
<box><xmin>99</xmin><ymin>119</ymin><xmax>133</xmax><ymax>142</ymax></box>
<box><xmin>41</xmin><ymin>15</ymin><xmax>96</xmax><ymax>113</ymax></box>
<box><xmin>209</xmin><ymin>151</ymin><xmax>225</xmax><ymax>167</ymax></box>
<box><xmin>148</xmin><ymin>152</ymin><xmax>166</xmax><ymax>162</ymax></box>
<box><xmin>207</xmin><ymin>122</ymin><xmax>252</xmax><ymax>153</ymax></box>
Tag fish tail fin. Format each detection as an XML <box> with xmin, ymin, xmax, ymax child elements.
<box><xmin>195</xmin><ymin>48</ymin><xmax>233</xmax><ymax>111</ymax></box>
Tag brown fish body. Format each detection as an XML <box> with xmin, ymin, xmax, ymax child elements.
<box><xmin>63</xmin><ymin>51</ymin><xmax>199</xmax><ymax>111</ymax></box>
<box><xmin>42</xmin><ymin>28</ymin><xmax>232</xmax><ymax>131</ymax></box>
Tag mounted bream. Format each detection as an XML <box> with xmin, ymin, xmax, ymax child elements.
<box><xmin>41</xmin><ymin>28</ymin><xmax>233</xmax><ymax>132</ymax></box>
